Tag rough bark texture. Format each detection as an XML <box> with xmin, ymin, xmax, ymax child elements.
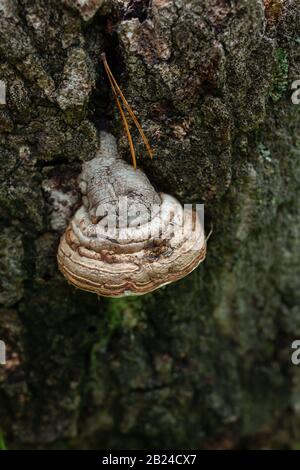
<box><xmin>0</xmin><ymin>0</ymin><xmax>300</xmax><ymax>449</ymax></box>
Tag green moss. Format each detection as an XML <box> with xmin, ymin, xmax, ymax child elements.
<box><xmin>90</xmin><ymin>297</ymin><xmax>146</xmax><ymax>353</ymax></box>
<box><xmin>0</xmin><ymin>431</ymin><xmax>6</xmax><ymax>450</ymax></box>
<box><xmin>269</xmin><ymin>49</ymin><xmax>289</xmax><ymax>102</ymax></box>
<box><xmin>105</xmin><ymin>297</ymin><xmax>145</xmax><ymax>332</ymax></box>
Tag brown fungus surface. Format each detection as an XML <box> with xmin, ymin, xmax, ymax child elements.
<box><xmin>57</xmin><ymin>132</ymin><xmax>206</xmax><ymax>296</ymax></box>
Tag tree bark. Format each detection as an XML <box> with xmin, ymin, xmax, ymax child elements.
<box><xmin>0</xmin><ymin>0</ymin><xmax>300</xmax><ymax>449</ymax></box>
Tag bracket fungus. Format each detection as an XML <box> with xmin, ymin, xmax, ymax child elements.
<box><xmin>57</xmin><ymin>53</ymin><xmax>206</xmax><ymax>296</ymax></box>
<box><xmin>57</xmin><ymin>132</ymin><xmax>206</xmax><ymax>297</ymax></box>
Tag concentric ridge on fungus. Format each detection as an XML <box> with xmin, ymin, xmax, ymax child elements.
<box><xmin>57</xmin><ymin>132</ymin><xmax>206</xmax><ymax>297</ymax></box>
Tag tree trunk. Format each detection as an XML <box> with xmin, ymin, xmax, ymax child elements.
<box><xmin>0</xmin><ymin>0</ymin><xmax>300</xmax><ymax>449</ymax></box>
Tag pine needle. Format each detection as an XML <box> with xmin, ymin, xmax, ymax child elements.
<box><xmin>101</xmin><ymin>53</ymin><xmax>153</xmax><ymax>168</ymax></box>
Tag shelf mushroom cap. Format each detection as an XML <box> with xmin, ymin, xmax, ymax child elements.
<box><xmin>57</xmin><ymin>133</ymin><xmax>206</xmax><ymax>297</ymax></box>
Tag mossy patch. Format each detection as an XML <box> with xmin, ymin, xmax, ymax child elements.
<box><xmin>0</xmin><ymin>431</ymin><xmax>6</xmax><ymax>450</ymax></box>
<box><xmin>269</xmin><ymin>48</ymin><xmax>289</xmax><ymax>102</ymax></box>
<box><xmin>105</xmin><ymin>297</ymin><xmax>145</xmax><ymax>332</ymax></box>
